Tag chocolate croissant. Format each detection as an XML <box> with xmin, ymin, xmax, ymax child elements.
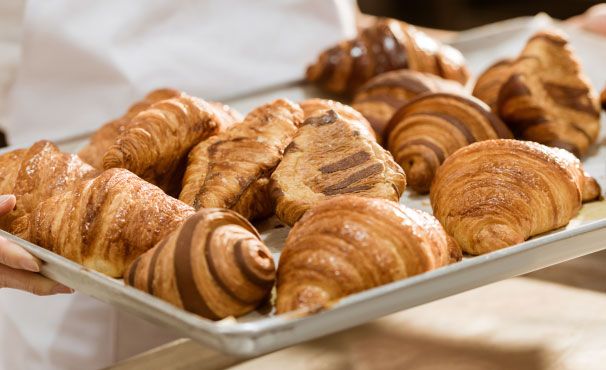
<box><xmin>78</xmin><ymin>88</ymin><xmax>182</xmax><ymax>169</ymax></box>
<box><xmin>300</xmin><ymin>98</ymin><xmax>377</xmax><ymax>140</ymax></box>
<box><xmin>352</xmin><ymin>70</ymin><xmax>466</xmax><ymax>135</ymax></box>
<box><xmin>472</xmin><ymin>59</ymin><xmax>513</xmax><ymax>111</ymax></box>
<box><xmin>430</xmin><ymin>139</ymin><xmax>601</xmax><ymax>255</ymax></box>
<box><xmin>384</xmin><ymin>93</ymin><xmax>512</xmax><ymax>193</ymax></box>
<box><xmin>306</xmin><ymin>18</ymin><xmax>469</xmax><ymax>95</ymax></box>
<box><xmin>0</xmin><ymin>141</ymin><xmax>98</xmax><ymax>231</ymax></box>
<box><xmin>180</xmin><ymin>99</ymin><xmax>303</xmax><ymax>220</ymax></box>
<box><xmin>601</xmin><ymin>85</ymin><xmax>606</xmax><ymax>110</ymax></box>
<box><xmin>270</xmin><ymin>108</ymin><xmax>406</xmax><ymax>226</ymax></box>
<box><xmin>276</xmin><ymin>195</ymin><xmax>461</xmax><ymax>313</ymax></box>
<box><xmin>125</xmin><ymin>208</ymin><xmax>275</xmax><ymax>320</ymax></box>
<box><xmin>103</xmin><ymin>95</ymin><xmax>241</xmax><ymax>195</ymax></box>
<box><xmin>497</xmin><ymin>31</ymin><xmax>600</xmax><ymax>157</ymax></box>
<box><xmin>13</xmin><ymin>168</ymin><xmax>195</xmax><ymax>277</ymax></box>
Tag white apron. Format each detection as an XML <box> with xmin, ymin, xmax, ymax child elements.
<box><xmin>0</xmin><ymin>1</ymin><xmax>355</xmax><ymax>368</ymax></box>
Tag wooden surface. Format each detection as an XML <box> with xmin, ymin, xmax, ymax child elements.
<box><xmin>109</xmin><ymin>250</ymin><xmax>606</xmax><ymax>370</ymax></box>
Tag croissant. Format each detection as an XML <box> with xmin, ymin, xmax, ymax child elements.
<box><xmin>601</xmin><ymin>85</ymin><xmax>605</xmax><ymax>110</ymax></box>
<box><xmin>180</xmin><ymin>99</ymin><xmax>303</xmax><ymax>220</ymax></box>
<box><xmin>496</xmin><ymin>31</ymin><xmax>600</xmax><ymax>157</ymax></box>
<box><xmin>125</xmin><ymin>208</ymin><xmax>275</xmax><ymax>320</ymax></box>
<box><xmin>300</xmin><ymin>98</ymin><xmax>376</xmax><ymax>140</ymax></box>
<box><xmin>306</xmin><ymin>18</ymin><xmax>469</xmax><ymax>95</ymax></box>
<box><xmin>352</xmin><ymin>70</ymin><xmax>465</xmax><ymax>135</ymax></box>
<box><xmin>78</xmin><ymin>88</ymin><xmax>182</xmax><ymax>169</ymax></box>
<box><xmin>12</xmin><ymin>168</ymin><xmax>195</xmax><ymax>277</ymax></box>
<box><xmin>472</xmin><ymin>59</ymin><xmax>513</xmax><ymax>111</ymax></box>
<box><xmin>103</xmin><ymin>94</ymin><xmax>241</xmax><ymax>195</ymax></box>
<box><xmin>384</xmin><ymin>93</ymin><xmax>512</xmax><ymax>193</ymax></box>
<box><xmin>0</xmin><ymin>141</ymin><xmax>98</xmax><ymax>231</ymax></box>
<box><xmin>270</xmin><ymin>108</ymin><xmax>406</xmax><ymax>226</ymax></box>
<box><xmin>430</xmin><ymin>139</ymin><xmax>601</xmax><ymax>255</ymax></box>
<box><xmin>276</xmin><ymin>195</ymin><xmax>461</xmax><ymax>313</ymax></box>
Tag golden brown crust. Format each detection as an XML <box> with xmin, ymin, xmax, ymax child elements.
<box><xmin>472</xmin><ymin>59</ymin><xmax>513</xmax><ymax>111</ymax></box>
<box><xmin>179</xmin><ymin>99</ymin><xmax>303</xmax><ymax>220</ymax></box>
<box><xmin>353</xmin><ymin>70</ymin><xmax>466</xmax><ymax>135</ymax></box>
<box><xmin>496</xmin><ymin>31</ymin><xmax>600</xmax><ymax>157</ymax></box>
<box><xmin>103</xmin><ymin>95</ymin><xmax>241</xmax><ymax>196</ymax></box>
<box><xmin>13</xmin><ymin>168</ymin><xmax>195</xmax><ymax>277</ymax></box>
<box><xmin>276</xmin><ymin>195</ymin><xmax>460</xmax><ymax>313</ymax></box>
<box><xmin>430</xmin><ymin>139</ymin><xmax>600</xmax><ymax>255</ymax></box>
<box><xmin>125</xmin><ymin>208</ymin><xmax>275</xmax><ymax>320</ymax></box>
<box><xmin>600</xmin><ymin>85</ymin><xmax>606</xmax><ymax>111</ymax></box>
<box><xmin>300</xmin><ymin>98</ymin><xmax>377</xmax><ymax>141</ymax></box>
<box><xmin>385</xmin><ymin>93</ymin><xmax>512</xmax><ymax>193</ymax></box>
<box><xmin>78</xmin><ymin>88</ymin><xmax>182</xmax><ymax>169</ymax></box>
<box><xmin>0</xmin><ymin>141</ymin><xmax>98</xmax><ymax>231</ymax></box>
<box><xmin>306</xmin><ymin>18</ymin><xmax>469</xmax><ymax>95</ymax></box>
<box><xmin>270</xmin><ymin>109</ymin><xmax>406</xmax><ymax>227</ymax></box>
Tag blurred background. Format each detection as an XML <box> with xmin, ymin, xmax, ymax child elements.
<box><xmin>358</xmin><ymin>0</ymin><xmax>603</xmax><ymax>30</ymax></box>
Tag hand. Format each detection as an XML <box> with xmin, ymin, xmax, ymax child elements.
<box><xmin>0</xmin><ymin>195</ymin><xmax>73</xmax><ymax>295</ymax></box>
<box><xmin>568</xmin><ymin>4</ymin><xmax>606</xmax><ymax>36</ymax></box>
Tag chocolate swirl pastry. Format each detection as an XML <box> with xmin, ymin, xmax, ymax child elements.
<box><xmin>472</xmin><ymin>59</ymin><xmax>513</xmax><ymax>111</ymax></box>
<box><xmin>352</xmin><ymin>70</ymin><xmax>466</xmax><ymax>135</ymax></box>
<box><xmin>276</xmin><ymin>195</ymin><xmax>461</xmax><ymax>313</ymax></box>
<box><xmin>300</xmin><ymin>98</ymin><xmax>377</xmax><ymax>140</ymax></box>
<box><xmin>270</xmin><ymin>109</ymin><xmax>406</xmax><ymax>226</ymax></box>
<box><xmin>431</xmin><ymin>139</ymin><xmax>601</xmax><ymax>255</ymax></box>
<box><xmin>306</xmin><ymin>18</ymin><xmax>469</xmax><ymax>96</ymax></box>
<box><xmin>384</xmin><ymin>93</ymin><xmax>512</xmax><ymax>193</ymax></box>
<box><xmin>496</xmin><ymin>31</ymin><xmax>600</xmax><ymax>157</ymax></box>
<box><xmin>125</xmin><ymin>208</ymin><xmax>275</xmax><ymax>320</ymax></box>
<box><xmin>180</xmin><ymin>99</ymin><xmax>303</xmax><ymax>220</ymax></box>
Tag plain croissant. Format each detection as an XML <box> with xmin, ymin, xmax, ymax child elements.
<box><xmin>103</xmin><ymin>94</ymin><xmax>241</xmax><ymax>195</ymax></box>
<box><xmin>78</xmin><ymin>88</ymin><xmax>182</xmax><ymax>169</ymax></box>
<box><xmin>306</xmin><ymin>18</ymin><xmax>469</xmax><ymax>95</ymax></box>
<box><xmin>384</xmin><ymin>93</ymin><xmax>512</xmax><ymax>193</ymax></box>
<box><xmin>180</xmin><ymin>99</ymin><xmax>303</xmax><ymax>220</ymax></box>
<box><xmin>276</xmin><ymin>195</ymin><xmax>461</xmax><ymax>313</ymax></box>
<box><xmin>0</xmin><ymin>141</ymin><xmax>98</xmax><ymax>231</ymax></box>
<box><xmin>13</xmin><ymin>168</ymin><xmax>195</xmax><ymax>277</ymax></box>
<box><xmin>430</xmin><ymin>139</ymin><xmax>601</xmax><ymax>255</ymax></box>
<box><xmin>125</xmin><ymin>208</ymin><xmax>275</xmax><ymax>320</ymax></box>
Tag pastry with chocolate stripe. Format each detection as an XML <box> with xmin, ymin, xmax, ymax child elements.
<box><xmin>125</xmin><ymin>208</ymin><xmax>275</xmax><ymax>320</ymax></box>
<box><xmin>497</xmin><ymin>31</ymin><xmax>600</xmax><ymax>157</ymax></box>
<box><xmin>601</xmin><ymin>85</ymin><xmax>606</xmax><ymax>111</ymax></box>
<box><xmin>352</xmin><ymin>70</ymin><xmax>466</xmax><ymax>135</ymax></box>
<box><xmin>270</xmin><ymin>109</ymin><xmax>406</xmax><ymax>226</ymax></box>
<box><xmin>384</xmin><ymin>93</ymin><xmax>512</xmax><ymax>193</ymax></box>
<box><xmin>306</xmin><ymin>18</ymin><xmax>469</xmax><ymax>96</ymax></box>
<box><xmin>472</xmin><ymin>59</ymin><xmax>513</xmax><ymax>111</ymax></box>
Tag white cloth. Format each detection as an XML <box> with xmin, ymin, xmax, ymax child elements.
<box><xmin>0</xmin><ymin>1</ymin><xmax>355</xmax><ymax>369</ymax></box>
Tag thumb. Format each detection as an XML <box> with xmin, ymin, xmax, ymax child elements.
<box><xmin>0</xmin><ymin>195</ymin><xmax>16</xmax><ymax>216</ymax></box>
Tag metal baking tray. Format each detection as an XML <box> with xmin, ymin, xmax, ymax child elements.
<box><xmin>3</xmin><ymin>15</ymin><xmax>606</xmax><ymax>357</ymax></box>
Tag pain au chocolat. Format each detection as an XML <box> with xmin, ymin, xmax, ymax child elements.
<box><xmin>306</xmin><ymin>18</ymin><xmax>469</xmax><ymax>96</ymax></box>
<box><xmin>431</xmin><ymin>139</ymin><xmax>601</xmax><ymax>255</ymax></box>
<box><xmin>384</xmin><ymin>93</ymin><xmax>512</xmax><ymax>193</ymax></box>
<box><xmin>472</xmin><ymin>59</ymin><xmax>513</xmax><ymax>111</ymax></box>
<box><xmin>276</xmin><ymin>195</ymin><xmax>461</xmax><ymax>313</ymax></box>
<box><xmin>180</xmin><ymin>99</ymin><xmax>303</xmax><ymax>220</ymax></box>
<box><xmin>352</xmin><ymin>70</ymin><xmax>466</xmax><ymax>135</ymax></box>
<box><xmin>496</xmin><ymin>31</ymin><xmax>600</xmax><ymax>157</ymax></box>
<box><xmin>270</xmin><ymin>103</ymin><xmax>406</xmax><ymax>226</ymax></box>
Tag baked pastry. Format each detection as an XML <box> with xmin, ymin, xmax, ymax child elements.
<box><xmin>430</xmin><ymin>139</ymin><xmax>601</xmax><ymax>255</ymax></box>
<box><xmin>0</xmin><ymin>141</ymin><xmax>98</xmax><ymax>231</ymax></box>
<box><xmin>276</xmin><ymin>195</ymin><xmax>461</xmax><ymax>313</ymax></box>
<box><xmin>306</xmin><ymin>18</ymin><xmax>469</xmax><ymax>95</ymax></box>
<box><xmin>103</xmin><ymin>94</ymin><xmax>241</xmax><ymax>195</ymax></box>
<box><xmin>352</xmin><ymin>70</ymin><xmax>466</xmax><ymax>135</ymax></box>
<box><xmin>180</xmin><ymin>99</ymin><xmax>303</xmax><ymax>220</ymax></box>
<box><xmin>300</xmin><ymin>98</ymin><xmax>376</xmax><ymax>140</ymax></box>
<box><xmin>384</xmin><ymin>93</ymin><xmax>512</xmax><ymax>193</ymax></box>
<box><xmin>601</xmin><ymin>85</ymin><xmax>606</xmax><ymax>110</ymax></box>
<box><xmin>472</xmin><ymin>59</ymin><xmax>513</xmax><ymax>111</ymax></box>
<box><xmin>497</xmin><ymin>31</ymin><xmax>600</xmax><ymax>157</ymax></box>
<box><xmin>13</xmin><ymin>168</ymin><xmax>195</xmax><ymax>277</ymax></box>
<box><xmin>270</xmin><ymin>108</ymin><xmax>406</xmax><ymax>226</ymax></box>
<box><xmin>125</xmin><ymin>208</ymin><xmax>275</xmax><ymax>320</ymax></box>
<box><xmin>78</xmin><ymin>88</ymin><xmax>182</xmax><ymax>169</ymax></box>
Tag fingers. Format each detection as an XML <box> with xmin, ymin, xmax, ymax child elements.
<box><xmin>0</xmin><ymin>236</ymin><xmax>41</xmax><ymax>272</ymax></box>
<box><xmin>0</xmin><ymin>195</ymin><xmax>16</xmax><ymax>216</ymax></box>
<box><xmin>0</xmin><ymin>264</ymin><xmax>73</xmax><ymax>295</ymax></box>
